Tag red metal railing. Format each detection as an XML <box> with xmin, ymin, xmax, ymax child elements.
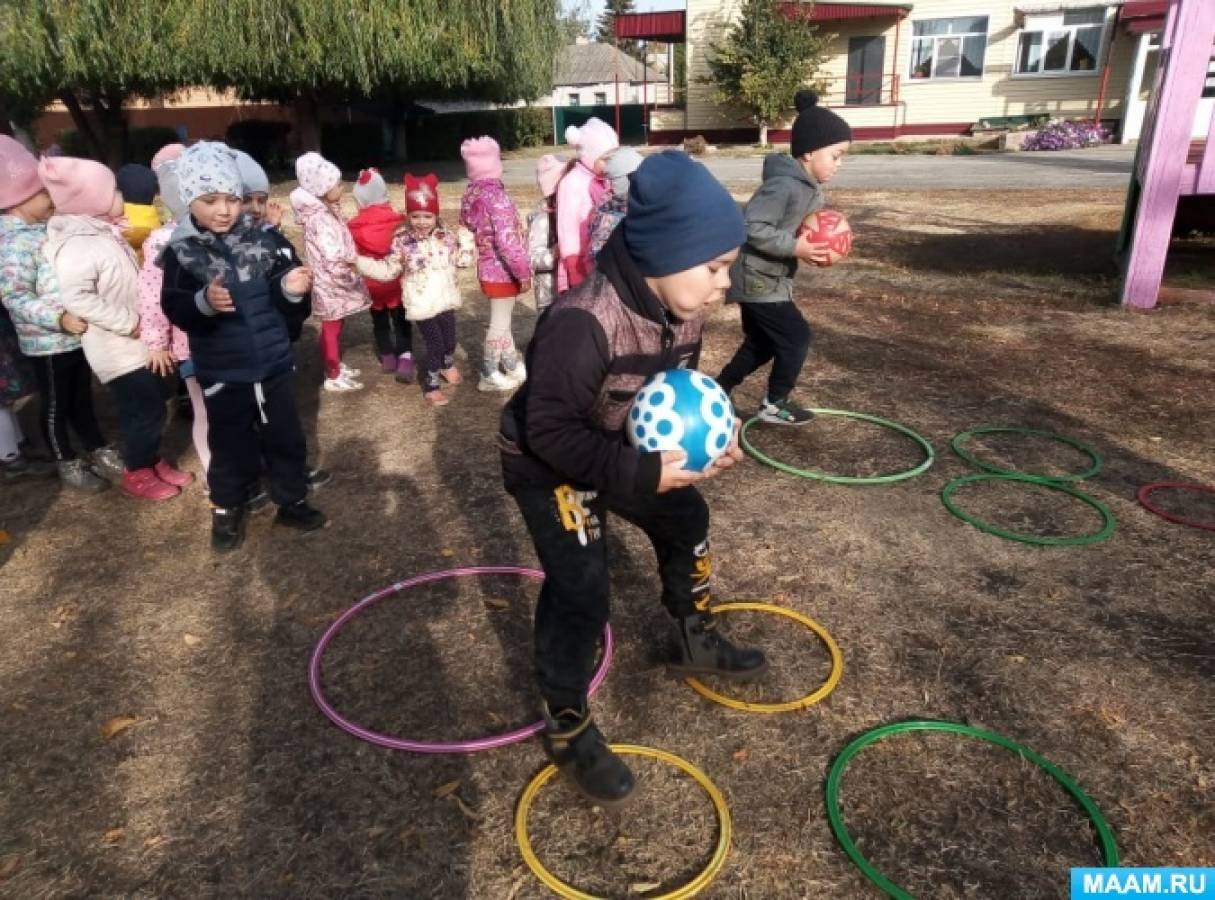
<box><xmin>814</xmin><ymin>72</ymin><xmax>902</xmax><ymax>107</ymax></box>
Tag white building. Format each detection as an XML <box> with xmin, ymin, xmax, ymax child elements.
<box><xmin>540</xmin><ymin>42</ymin><xmax>672</xmax><ymax>108</ymax></box>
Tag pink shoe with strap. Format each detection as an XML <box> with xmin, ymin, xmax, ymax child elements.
<box><xmin>154</xmin><ymin>460</ymin><xmax>195</xmax><ymax>488</ymax></box>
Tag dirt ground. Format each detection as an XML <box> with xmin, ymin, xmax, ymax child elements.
<box><xmin>1</xmin><ymin>183</ymin><xmax>1213</xmax><ymax>899</ymax></box>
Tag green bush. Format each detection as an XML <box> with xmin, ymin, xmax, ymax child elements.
<box><xmin>58</xmin><ymin>126</ymin><xmax>181</xmax><ymax>165</ymax></box>
<box><xmin>226</xmin><ymin>120</ymin><xmax>293</xmax><ymax>169</ymax></box>
<box><xmin>405</xmin><ymin>107</ymin><xmax>553</xmax><ymax>161</ymax></box>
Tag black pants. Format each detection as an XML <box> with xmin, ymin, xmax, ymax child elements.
<box><xmin>416</xmin><ymin>311</ymin><xmax>458</xmax><ymax>392</ymax></box>
<box><xmin>203</xmin><ymin>370</ymin><xmax>307</xmax><ymax>510</ymax></box>
<box><xmin>717</xmin><ymin>301</ymin><xmax>812</xmax><ymax>404</ymax></box>
<box><xmin>106</xmin><ymin>368</ymin><xmax>169</xmax><ymax>470</ymax></box>
<box><xmin>512</xmin><ymin>483</ymin><xmax>712</xmax><ymax>710</ymax></box>
<box><xmin>29</xmin><ymin>349</ymin><xmax>106</xmax><ymax>462</ymax></box>
<box><xmin>370</xmin><ymin>306</ymin><xmax>412</xmax><ymax>357</ymax></box>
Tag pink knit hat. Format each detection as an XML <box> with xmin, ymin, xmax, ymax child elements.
<box><xmin>151</xmin><ymin>143</ymin><xmax>186</xmax><ymax>172</ymax></box>
<box><xmin>535</xmin><ymin>154</ymin><xmax>569</xmax><ymax>198</ymax></box>
<box><xmin>37</xmin><ymin>156</ymin><xmax>117</xmax><ymax>217</ymax></box>
<box><xmin>0</xmin><ymin>136</ymin><xmax>44</xmax><ymax>210</ymax></box>
<box><xmin>565</xmin><ymin>118</ymin><xmax>619</xmax><ymax>167</ymax></box>
<box><xmin>460</xmin><ymin>136</ymin><xmax>503</xmax><ymax>182</ymax></box>
<box><xmin>295</xmin><ymin>151</ymin><xmax>342</xmax><ymax>197</ymax></box>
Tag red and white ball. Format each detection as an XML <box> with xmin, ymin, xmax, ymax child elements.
<box><xmin>797</xmin><ymin>209</ymin><xmax>853</xmax><ymax>266</ymax></box>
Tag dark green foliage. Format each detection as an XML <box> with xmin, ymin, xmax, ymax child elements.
<box><xmin>404</xmin><ymin>108</ymin><xmax>553</xmax><ymax>161</ymax></box>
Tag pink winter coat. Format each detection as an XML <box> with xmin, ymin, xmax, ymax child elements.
<box><xmin>458</xmin><ymin>179</ymin><xmax>531</xmax><ymax>287</ymax></box>
<box><xmin>556</xmin><ymin>161</ymin><xmax>610</xmax><ymax>291</ymax></box>
<box><xmin>289</xmin><ymin>188</ymin><xmax>371</xmax><ymax>322</ymax></box>
<box><xmin>138</xmin><ymin>223</ymin><xmax>190</xmax><ymax>362</ymax></box>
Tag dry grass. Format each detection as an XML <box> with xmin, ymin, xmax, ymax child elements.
<box><xmin>1</xmin><ymin>187</ymin><xmax>1213</xmax><ymax>898</ymax></box>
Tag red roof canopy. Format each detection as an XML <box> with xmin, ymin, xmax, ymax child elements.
<box><xmin>782</xmin><ymin>1</ymin><xmax>912</xmax><ymax>21</ymax></box>
<box><xmin>615</xmin><ymin>11</ymin><xmax>686</xmax><ymax>41</ymax></box>
<box><xmin>1121</xmin><ymin>0</ymin><xmax>1168</xmax><ymax>33</ymax></box>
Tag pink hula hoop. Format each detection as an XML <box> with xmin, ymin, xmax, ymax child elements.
<box><xmin>1137</xmin><ymin>482</ymin><xmax>1215</xmax><ymax>532</ymax></box>
<box><xmin>308</xmin><ymin>566</ymin><xmax>615</xmax><ymax>754</ymax></box>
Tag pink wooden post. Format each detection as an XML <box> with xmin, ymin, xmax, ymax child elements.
<box><xmin>1119</xmin><ymin>0</ymin><xmax>1215</xmax><ymax>309</ymax></box>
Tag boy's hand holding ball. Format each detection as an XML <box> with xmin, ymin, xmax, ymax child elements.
<box><xmin>795</xmin><ymin>235</ymin><xmax>834</xmax><ymax>267</ymax></box>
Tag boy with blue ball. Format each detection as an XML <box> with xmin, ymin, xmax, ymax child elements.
<box><xmin>499</xmin><ymin>151</ymin><xmax>768</xmax><ymax>805</ymax></box>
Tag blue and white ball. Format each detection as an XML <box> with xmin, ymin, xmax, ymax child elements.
<box><xmin>626</xmin><ymin>369</ymin><xmax>735</xmax><ymax>472</ymax></box>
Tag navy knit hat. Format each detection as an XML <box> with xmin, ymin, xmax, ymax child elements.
<box><xmin>116</xmin><ymin>163</ymin><xmax>158</xmax><ymax>205</ymax></box>
<box><xmin>790</xmin><ymin>90</ymin><xmax>853</xmax><ymax>158</ymax></box>
<box><xmin>623</xmin><ymin>151</ymin><xmax>744</xmax><ymax>278</ymax></box>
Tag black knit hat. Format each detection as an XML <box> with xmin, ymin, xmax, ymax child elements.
<box><xmin>116</xmin><ymin>163</ymin><xmax>158</xmax><ymax>205</ymax></box>
<box><xmin>790</xmin><ymin>90</ymin><xmax>853</xmax><ymax>158</ymax></box>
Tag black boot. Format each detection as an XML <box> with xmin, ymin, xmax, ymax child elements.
<box><xmin>211</xmin><ymin>506</ymin><xmax>246</xmax><ymax>552</ymax></box>
<box><xmin>669</xmin><ymin>613</ymin><xmax>769</xmax><ymax>680</ymax></box>
<box><xmin>274</xmin><ymin>499</ymin><xmax>327</xmax><ymax>532</ymax></box>
<box><xmin>541</xmin><ymin>704</ymin><xmax>635</xmax><ymax>807</ymax></box>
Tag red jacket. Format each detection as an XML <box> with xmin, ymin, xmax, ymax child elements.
<box><xmin>348</xmin><ymin>203</ymin><xmax>406</xmax><ymax>310</ymax></box>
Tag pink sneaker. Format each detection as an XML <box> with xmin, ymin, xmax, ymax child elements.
<box><xmin>424</xmin><ymin>389</ymin><xmax>449</xmax><ymax>407</ymax></box>
<box><xmin>440</xmin><ymin>366</ymin><xmax>462</xmax><ymax>386</ymax></box>
<box><xmin>380</xmin><ymin>353</ymin><xmax>397</xmax><ymax>374</ymax></box>
<box><xmin>154</xmin><ymin>460</ymin><xmax>195</xmax><ymax>488</ymax></box>
<box><xmin>122</xmin><ymin>467</ymin><xmax>180</xmax><ymax>501</ymax></box>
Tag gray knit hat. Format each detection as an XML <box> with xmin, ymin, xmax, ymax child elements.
<box><xmin>177</xmin><ymin>141</ymin><xmax>242</xmax><ymax>208</ymax></box>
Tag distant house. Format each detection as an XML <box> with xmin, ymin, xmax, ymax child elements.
<box><xmin>632</xmin><ymin>0</ymin><xmax>1215</xmax><ymax>143</ymax></box>
<box><xmin>543</xmin><ymin>41</ymin><xmax>671</xmax><ymax>108</ymax></box>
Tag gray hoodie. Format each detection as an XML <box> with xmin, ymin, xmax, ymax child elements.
<box><xmin>727</xmin><ymin>153</ymin><xmax>823</xmax><ymax>304</ymax></box>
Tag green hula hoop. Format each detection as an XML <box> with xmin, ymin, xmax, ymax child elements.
<box><xmin>951</xmin><ymin>426</ymin><xmax>1103</xmax><ymax>484</ymax></box>
<box><xmin>825</xmin><ymin>720</ymin><xmax>1120</xmax><ymax>900</ymax></box>
<box><xmin>940</xmin><ymin>473</ymin><xmax>1116</xmax><ymax>546</ymax></box>
<box><xmin>740</xmin><ymin>410</ymin><xmax>935</xmax><ymax>485</ymax></box>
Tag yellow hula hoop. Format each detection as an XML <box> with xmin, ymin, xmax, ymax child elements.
<box><xmin>515</xmin><ymin>744</ymin><xmax>732</xmax><ymax>900</ymax></box>
<box><xmin>685</xmin><ymin>602</ymin><xmax>843</xmax><ymax>714</ymax></box>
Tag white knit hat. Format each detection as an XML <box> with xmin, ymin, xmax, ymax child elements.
<box><xmin>295</xmin><ymin>151</ymin><xmax>342</xmax><ymax>197</ymax></box>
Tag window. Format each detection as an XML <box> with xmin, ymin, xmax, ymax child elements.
<box><xmin>594</xmin><ymin>92</ymin><xmax>607</xmax><ymax>105</ymax></box>
<box><xmin>1015</xmin><ymin>8</ymin><xmax>1107</xmax><ymax>76</ymax></box>
<box><xmin>567</xmin><ymin>92</ymin><xmax>581</xmax><ymax>106</ymax></box>
<box><xmin>909</xmin><ymin>16</ymin><xmax>988</xmax><ymax>80</ymax></box>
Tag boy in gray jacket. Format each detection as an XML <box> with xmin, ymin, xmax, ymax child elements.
<box><xmin>718</xmin><ymin>91</ymin><xmax>851</xmax><ymax>424</ymax></box>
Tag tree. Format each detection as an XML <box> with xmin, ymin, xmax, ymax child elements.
<box><xmin>700</xmin><ymin>0</ymin><xmax>830</xmax><ymax>146</ymax></box>
<box><xmin>0</xmin><ymin>0</ymin><xmax>561</xmax><ymax>163</ymax></box>
<box><xmin>596</xmin><ymin>0</ymin><xmax>642</xmax><ymax>60</ymax></box>
<box><xmin>179</xmin><ymin>0</ymin><xmax>561</xmax><ymax>153</ymax></box>
<box><xmin>559</xmin><ymin>0</ymin><xmax>593</xmax><ymax>44</ymax></box>
<box><xmin>0</xmin><ymin>0</ymin><xmax>194</xmax><ymax>166</ymax></box>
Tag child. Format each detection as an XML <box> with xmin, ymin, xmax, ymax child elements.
<box><xmin>233</xmin><ymin>151</ymin><xmax>310</xmax><ymax>342</ymax></box>
<box><xmin>0</xmin><ymin>136</ymin><xmax>111</xmax><ymax>491</ymax></box>
<box><xmin>232</xmin><ymin>150</ymin><xmax>282</xmax><ymax>230</ymax></box>
<box><xmin>160</xmin><ymin>141</ymin><xmax>322</xmax><ymax>551</ymax></box>
<box><xmin>234</xmin><ymin>149</ymin><xmax>329</xmax><ymax>497</ymax></box>
<box><xmin>458</xmin><ymin>137</ymin><xmax>531</xmax><ymax>392</ymax></box>
<box><xmin>348</xmin><ymin>168</ymin><xmax>415</xmax><ymax>382</ymax></box>
<box><xmin>116</xmin><ymin>164</ymin><xmax>161</xmax><ymax>253</ymax></box>
<box><xmin>138</xmin><ymin>149</ymin><xmax>211</xmax><ymax>481</ymax></box>
<box><xmin>289</xmin><ymin>151</ymin><xmax>371</xmax><ymax>392</ymax></box>
<box><xmin>717</xmin><ymin>91</ymin><xmax>851</xmax><ymax>425</ymax></box>
<box><xmin>588</xmin><ymin>147</ymin><xmax>643</xmax><ymax>257</ymax></box>
<box><xmin>527</xmin><ymin>154</ymin><xmax>568</xmax><ymax>315</ymax></box>
<box><xmin>40</xmin><ymin>155</ymin><xmax>191</xmax><ymax>501</ymax></box>
<box><xmin>556</xmin><ymin>117</ymin><xmax>618</xmax><ymax>290</ymax></box>
<box><xmin>357</xmin><ymin>174</ymin><xmax>473</xmax><ymax>407</ymax></box>
<box><xmin>498</xmin><ymin>151</ymin><xmax>767</xmax><ymax>805</ymax></box>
